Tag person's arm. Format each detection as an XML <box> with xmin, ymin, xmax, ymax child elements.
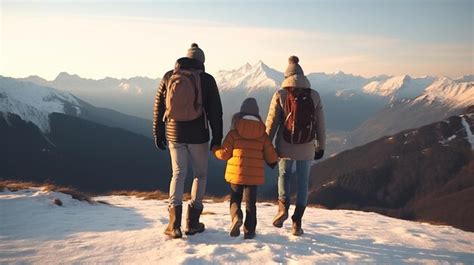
<box><xmin>265</xmin><ymin>91</ymin><xmax>282</xmax><ymax>141</ymax></box>
<box><xmin>213</xmin><ymin>131</ymin><xmax>234</xmax><ymax>160</ymax></box>
<box><xmin>263</xmin><ymin>135</ymin><xmax>279</xmax><ymax>168</ymax></box>
<box><xmin>205</xmin><ymin>76</ymin><xmax>223</xmax><ymax>149</ymax></box>
<box><xmin>314</xmin><ymin>91</ymin><xmax>326</xmax><ymax>151</ymax></box>
<box><xmin>152</xmin><ymin>73</ymin><xmax>169</xmax><ymax>149</ymax></box>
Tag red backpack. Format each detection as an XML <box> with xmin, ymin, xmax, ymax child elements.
<box><xmin>282</xmin><ymin>88</ymin><xmax>316</xmax><ymax>144</ymax></box>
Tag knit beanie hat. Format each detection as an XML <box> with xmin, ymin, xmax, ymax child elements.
<box><xmin>240</xmin><ymin>97</ymin><xmax>260</xmax><ymax>117</ymax></box>
<box><xmin>186</xmin><ymin>43</ymin><xmax>205</xmax><ymax>63</ymax></box>
<box><xmin>281</xmin><ymin>56</ymin><xmax>311</xmax><ymax>88</ymax></box>
<box><xmin>284</xmin><ymin>56</ymin><xmax>304</xmax><ymax>77</ymax></box>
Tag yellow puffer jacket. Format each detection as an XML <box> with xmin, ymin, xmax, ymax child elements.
<box><xmin>213</xmin><ymin>116</ymin><xmax>279</xmax><ymax>186</ymax></box>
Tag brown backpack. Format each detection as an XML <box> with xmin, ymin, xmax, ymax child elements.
<box><xmin>165</xmin><ymin>69</ymin><xmax>203</xmax><ymax>121</ymax></box>
<box><xmin>282</xmin><ymin>88</ymin><xmax>316</xmax><ymax>144</ymax></box>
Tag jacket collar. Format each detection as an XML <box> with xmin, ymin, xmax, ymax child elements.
<box><xmin>175</xmin><ymin>57</ymin><xmax>205</xmax><ymax>72</ymax></box>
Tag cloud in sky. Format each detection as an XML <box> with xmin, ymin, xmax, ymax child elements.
<box><xmin>1</xmin><ymin>2</ymin><xmax>472</xmax><ymax>79</ymax></box>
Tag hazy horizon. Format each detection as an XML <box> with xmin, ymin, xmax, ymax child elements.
<box><xmin>5</xmin><ymin>59</ymin><xmax>473</xmax><ymax>81</ymax></box>
<box><xmin>1</xmin><ymin>0</ymin><xmax>473</xmax><ymax>80</ymax></box>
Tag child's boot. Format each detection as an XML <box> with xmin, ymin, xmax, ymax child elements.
<box><xmin>244</xmin><ymin>202</ymin><xmax>257</xmax><ymax>239</ymax></box>
<box><xmin>229</xmin><ymin>202</ymin><xmax>243</xmax><ymax>237</ymax></box>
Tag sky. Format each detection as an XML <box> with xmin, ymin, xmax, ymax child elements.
<box><xmin>1</xmin><ymin>0</ymin><xmax>473</xmax><ymax>80</ymax></box>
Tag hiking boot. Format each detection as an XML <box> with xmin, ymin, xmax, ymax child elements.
<box><xmin>229</xmin><ymin>202</ymin><xmax>243</xmax><ymax>237</ymax></box>
<box><xmin>185</xmin><ymin>204</ymin><xmax>205</xmax><ymax>235</ymax></box>
<box><xmin>272</xmin><ymin>200</ymin><xmax>289</xmax><ymax>228</ymax></box>
<box><xmin>244</xmin><ymin>230</ymin><xmax>255</xmax><ymax>239</ymax></box>
<box><xmin>164</xmin><ymin>205</ymin><xmax>182</xmax><ymax>239</ymax></box>
<box><xmin>291</xmin><ymin>205</ymin><xmax>306</xmax><ymax>236</ymax></box>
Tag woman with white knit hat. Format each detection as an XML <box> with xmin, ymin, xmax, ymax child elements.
<box><xmin>265</xmin><ymin>56</ymin><xmax>326</xmax><ymax>236</ymax></box>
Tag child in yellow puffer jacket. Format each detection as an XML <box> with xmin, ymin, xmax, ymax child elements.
<box><xmin>212</xmin><ymin>97</ymin><xmax>278</xmax><ymax>239</ymax></box>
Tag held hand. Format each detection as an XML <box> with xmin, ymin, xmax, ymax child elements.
<box><xmin>155</xmin><ymin>137</ymin><xmax>167</xmax><ymax>150</ymax></box>
<box><xmin>210</xmin><ymin>138</ymin><xmax>222</xmax><ymax>151</ymax></box>
<box><xmin>314</xmin><ymin>149</ymin><xmax>324</xmax><ymax>160</ymax></box>
<box><xmin>211</xmin><ymin>145</ymin><xmax>220</xmax><ymax>153</ymax></box>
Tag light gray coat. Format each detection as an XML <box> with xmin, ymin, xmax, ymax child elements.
<box><xmin>265</xmin><ymin>88</ymin><xmax>326</xmax><ymax>161</ymax></box>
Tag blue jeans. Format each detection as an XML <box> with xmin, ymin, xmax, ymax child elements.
<box><xmin>168</xmin><ymin>142</ymin><xmax>208</xmax><ymax>209</ymax></box>
<box><xmin>278</xmin><ymin>159</ymin><xmax>310</xmax><ymax>206</ymax></box>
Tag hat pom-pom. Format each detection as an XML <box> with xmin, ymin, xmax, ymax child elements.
<box><xmin>288</xmin><ymin>55</ymin><xmax>299</xmax><ymax>64</ymax></box>
<box><xmin>191</xmin><ymin>43</ymin><xmax>199</xmax><ymax>48</ymax></box>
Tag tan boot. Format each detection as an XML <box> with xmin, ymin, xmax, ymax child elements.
<box><xmin>272</xmin><ymin>200</ymin><xmax>289</xmax><ymax>228</ymax></box>
<box><xmin>164</xmin><ymin>205</ymin><xmax>182</xmax><ymax>239</ymax></box>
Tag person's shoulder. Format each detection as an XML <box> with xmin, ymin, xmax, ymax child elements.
<box><xmin>273</xmin><ymin>88</ymin><xmax>286</xmax><ymax>97</ymax></box>
<box><xmin>310</xmin><ymin>88</ymin><xmax>321</xmax><ymax>98</ymax></box>
<box><xmin>201</xmin><ymin>72</ymin><xmax>216</xmax><ymax>81</ymax></box>
<box><xmin>162</xmin><ymin>70</ymin><xmax>173</xmax><ymax>80</ymax></box>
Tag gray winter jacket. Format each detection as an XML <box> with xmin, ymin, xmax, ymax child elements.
<box><xmin>265</xmin><ymin>88</ymin><xmax>326</xmax><ymax>160</ymax></box>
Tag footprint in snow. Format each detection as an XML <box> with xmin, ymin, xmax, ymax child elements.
<box><xmin>254</xmin><ymin>243</ymin><xmax>265</xmax><ymax>249</ymax></box>
<box><xmin>184</xmin><ymin>248</ymin><xmax>196</xmax><ymax>254</ymax></box>
<box><xmin>272</xmin><ymin>254</ymin><xmax>286</xmax><ymax>263</ymax></box>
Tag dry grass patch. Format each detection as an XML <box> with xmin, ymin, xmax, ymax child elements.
<box><xmin>0</xmin><ymin>179</ymin><xmax>95</xmax><ymax>204</ymax></box>
<box><xmin>108</xmin><ymin>190</ymin><xmax>170</xmax><ymax>200</ymax></box>
<box><xmin>108</xmin><ymin>190</ymin><xmax>229</xmax><ymax>202</ymax></box>
<box><xmin>0</xmin><ymin>180</ymin><xmax>37</xmax><ymax>192</ymax></box>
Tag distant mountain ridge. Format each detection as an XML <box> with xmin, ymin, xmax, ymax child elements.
<box><xmin>0</xmin><ymin>76</ymin><xmax>152</xmax><ymax>138</ymax></box>
<box><xmin>20</xmin><ymin>64</ymin><xmax>473</xmax><ymax>105</ymax></box>
<box><xmin>362</xmin><ymin>75</ymin><xmax>435</xmax><ymax>101</ymax></box>
<box><xmin>350</xmin><ymin>77</ymin><xmax>474</xmax><ymax>147</ymax></box>
<box><xmin>20</xmin><ymin>73</ymin><xmax>159</xmax><ymax>120</ymax></box>
<box><xmin>9</xmin><ymin>64</ymin><xmax>474</xmax><ymax>154</ymax></box>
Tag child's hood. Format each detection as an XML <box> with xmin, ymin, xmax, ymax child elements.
<box><xmin>235</xmin><ymin>115</ymin><xmax>266</xmax><ymax>139</ymax></box>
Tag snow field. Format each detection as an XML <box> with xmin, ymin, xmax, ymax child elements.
<box><xmin>1</xmin><ymin>188</ymin><xmax>473</xmax><ymax>264</ymax></box>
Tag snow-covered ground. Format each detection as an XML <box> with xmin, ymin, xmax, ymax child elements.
<box><xmin>1</xmin><ymin>188</ymin><xmax>473</xmax><ymax>264</ymax></box>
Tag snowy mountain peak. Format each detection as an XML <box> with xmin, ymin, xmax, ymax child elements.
<box><xmin>362</xmin><ymin>75</ymin><xmax>434</xmax><ymax>100</ymax></box>
<box><xmin>332</xmin><ymin>70</ymin><xmax>346</xmax><ymax>75</ymax></box>
<box><xmin>0</xmin><ymin>77</ymin><xmax>82</xmax><ymax>132</ymax></box>
<box><xmin>55</xmin><ymin>72</ymin><xmax>81</xmax><ymax>81</ymax></box>
<box><xmin>362</xmin><ymin>75</ymin><xmax>411</xmax><ymax>97</ymax></box>
<box><xmin>415</xmin><ymin>77</ymin><xmax>474</xmax><ymax>107</ymax></box>
<box><xmin>240</xmin><ymin>62</ymin><xmax>252</xmax><ymax>72</ymax></box>
<box><xmin>216</xmin><ymin>61</ymin><xmax>283</xmax><ymax>91</ymax></box>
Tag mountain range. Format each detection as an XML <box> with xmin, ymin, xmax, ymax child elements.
<box><xmin>1</xmin><ymin>61</ymin><xmax>473</xmax><ymax>203</ymax></box>
<box><xmin>20</xmin><ymin>73</ymin><xmax>159</xmax><ymax>120</ymax></box>
<box><xmin>0</xmin><ymin>77</ymin><xmax>229</xmax><ymax>195</ymax></box>
<box><xmin>0</xmin><ymin>76</ymin><xmax>152</xmax><ymax>138</ymax></box>
<box><xmin>20</xmin><ymin>63</ymin><xmax>472</xmax><ymax>152</ymax></box>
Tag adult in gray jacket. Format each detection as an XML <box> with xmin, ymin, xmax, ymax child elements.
<box><xmin>153</xmin><ymin>43</ymin><xmax>223</xmax><ymax>239</ymax></box>
<box><xmin>265</xmin><ymin>56</ymin><xmax>326</xmax><ymax>236</ymax></box>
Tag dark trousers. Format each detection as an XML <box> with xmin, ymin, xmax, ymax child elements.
<box><xmin>230</xmin><ymin>184</ymin><xmax>257</xmax><ymax>233</ymax></box>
